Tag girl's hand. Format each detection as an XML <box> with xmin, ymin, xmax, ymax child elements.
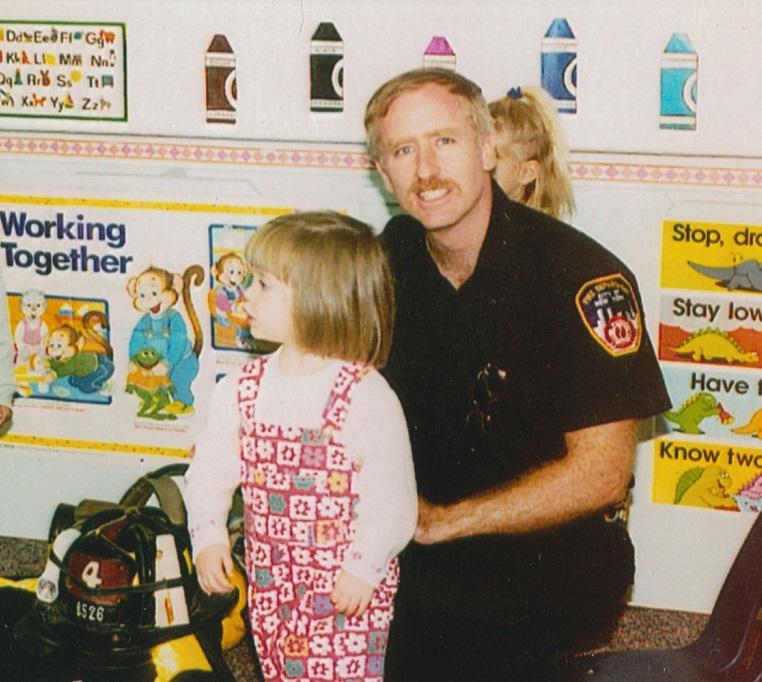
<box><xmin>331</xmin><ymin>570</ymin><xmax>374</xmax><ymax>619</ymax></box>
<box><xmin>195</xmin><ymin>544</ymin><xmax>234</xmax><ymax>595</ymax></box>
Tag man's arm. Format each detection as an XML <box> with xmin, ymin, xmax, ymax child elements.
<box><xmin>415</xmin><ymin>418</ymin><xmax>638</xmax><ymax>544</ymax></box>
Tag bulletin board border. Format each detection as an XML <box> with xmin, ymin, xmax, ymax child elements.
<box><xmin>0</xmin><ymin>133</ymin><xmax>761</xmax><ymax>189</ymax></box>
<box><xmin>0</xmin><ymin>432</ymin><xmax>190</xmax><ymax>458</ymax></box>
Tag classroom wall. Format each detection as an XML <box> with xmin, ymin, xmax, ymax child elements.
<box><xmin>0</xmin><ymin>0</ymin><xmax>760</xmax><ymax>614</ymax></box>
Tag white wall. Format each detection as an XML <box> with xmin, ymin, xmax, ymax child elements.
<box><xmin>0</xmin><ymin>0</ymin><xmax>760</xmax><ymax>614</ymax></box>
<box><xmin>1</xmin><ymin>0</ymin><xmax>758</xmax><ymax>154</ymax></box>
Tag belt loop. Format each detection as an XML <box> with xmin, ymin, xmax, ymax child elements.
<box><xmin>603</xmin><ymin>492</ymin><xmax>631</xmax><ymax>524</ymax></box>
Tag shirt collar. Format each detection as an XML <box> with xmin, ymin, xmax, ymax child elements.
<box><xmin>472</xmin><ymin>179</ymin><xmax>520</xmax><ymax>274</ymax></box>
<box><xmin>399</xmin><ymin>179</ymin><xmax>521</xmax><ymax>279</ymax></box>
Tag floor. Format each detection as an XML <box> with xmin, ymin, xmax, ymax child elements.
<box><xmin>0</xmin><ymin>535</ymin><xmax>709</xmax><ymax>681</ymax></box>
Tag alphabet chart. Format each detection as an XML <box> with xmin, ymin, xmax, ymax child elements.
<box><xmin>0</xmin><ymin>20</ymin><xmax>126</xmax><ymax>121</ymax></box>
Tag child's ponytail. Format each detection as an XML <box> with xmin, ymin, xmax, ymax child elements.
<box><xmin>490</xmin><ymin>86</ymin><xmax>575</xmax><ymax>221</ymax></box>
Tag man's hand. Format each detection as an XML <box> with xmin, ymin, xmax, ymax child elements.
<box><xmin>414</xmin><ymin>419</ymin><xmax>639</xmax><ymax>545</ymax></box>
<box><xmin>0</xmin><ymin>404</ymin><xmax>12</xmax><ymax>428</ymax></box>
<box><xmin>331</xmin><ymin>570</ymin><xmax>374</xmax><ymax>619</ymax></box>
<box><xmin>195</xmin><ymin>544</ymin><xmax>234</xmax><ymax>595</ymax></box>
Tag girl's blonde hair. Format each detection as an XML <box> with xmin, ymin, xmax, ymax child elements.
<box><xmin>489</xmin><ymin>86</ymin><xmax>575</xmax><ymax>221</ymax></box>
<box><xmin>243</xmin><ymin>211</ymin><xmax>394</xmax><ymax>367</ymax></box>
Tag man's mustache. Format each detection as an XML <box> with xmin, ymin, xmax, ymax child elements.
<box><xmin>408</xmin><ymin>178</ymin><xmax>459</xmax><ymax>194</ymax></box>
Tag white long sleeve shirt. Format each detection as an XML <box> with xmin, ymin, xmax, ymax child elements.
<box><xmin>185</xmin><ymin>351</ymin><xmax>417</xmax><ymax>588</ymax></box>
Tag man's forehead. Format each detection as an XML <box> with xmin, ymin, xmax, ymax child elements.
<box><xmin>387</xmin><ymin>82</ymin><xmax>464</xmax><ymax>112</ymax></box>
<box><xmin>380</xmin><ymin>85</ymin><xmax>473</xmax><ymax>135</ymax></box>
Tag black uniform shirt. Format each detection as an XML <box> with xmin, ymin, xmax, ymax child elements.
<box><xmin>383</xmin><ymin>183</ymin><xmax>669</xmax><ymax>503</ymax></box>
<box><xmin>381</xmin><ymin>183</ymin><xmax>671</xmax><ymax>618</ymax></box>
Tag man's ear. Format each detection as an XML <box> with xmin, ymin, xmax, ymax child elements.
<box><xmin>375</xmin><ymin>160</ymin><xmax>395</xmax><ymax>194</ymax></box>
<box><xmin>481</xmin><ymin>131</ymin><xmax>497</xmax><ymax>172</ymax></box>
<box><xmin>519</xmin><ymin>159</ymin><xmax>541</xmax><ymax>187</ymax></box>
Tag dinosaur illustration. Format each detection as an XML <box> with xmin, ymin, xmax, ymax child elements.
<box><xmin>669</xmin><ymin>327</ymin><xmax>759</xmax><ymax>365</ymax></box>
<box><xmin>663</xmin><ymin>392</ymin><xmax>732</xmax><ymax>434</ymax></box>
<box><xmin>689</xmin><ymin>259</ymin><xmax>762</xmax><ymax>292</ymax></box>
<box><xmin>732</xmin><ymin>408</ymin><xmax>762</xmax><ymax>438</ymax></box>
<box><xmin>734</xmin><ymin>473</ymin><xmax>762</xmax><ymax>512</ymax></box>
<box><xmin>674</xmin><ymin>464</ymin><xmax>733</xmax><ymax>509</ymax></box>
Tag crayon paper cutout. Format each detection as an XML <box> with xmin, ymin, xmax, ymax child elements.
<box><xmin>125</xmin><ymin>264</ymin><xmax>204</xmax><ymax>420</ymax></box>
<box><xmin>423</xmin><ymin>36</ymin><xmax>456</xmax><ymax>70</ymax></box>
<box><xmin>541</xmin><ymin>18</ymin><xmax>577</xmax><ymax>114</ymax></box>
<box><xmin>653</xmin><ymin>437</ymin><xmax>762</xmax><ymax>512</ymax></box>
<box><xmin>660</xmin><ymin>33</ymin><xmax>697</xmax><ymax>130</ymax></box>
<box><xmin>310</xmin><ymin>22</ymin><xmax>343</xmax><ymax>113</ymax></box>
<box><xmin>11</xmin><ymin>291</ymin><xmax>114</xmax><ymax>404</ymax></box>
<box><xmin>660</xmin><ymin>220</ymin><xmax>762</xmax><ymax>294</ymax></box>
<box><xmin>205</xmin><ymin>34</ymin><xmax>237</xmax><ymax>124</ymax></box>
<box><xmin>0</xmin><ymin>21</ymin><xmax>126</xmax><ymax>121</ymax></box>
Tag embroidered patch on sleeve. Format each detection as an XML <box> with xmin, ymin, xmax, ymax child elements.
<box><xmin>575</xmin><ymin>274</ymin><xmax>642</xmax><ymax>356</ymax></box>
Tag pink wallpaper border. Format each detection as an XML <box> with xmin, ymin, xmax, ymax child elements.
<box><xmin>1</xmin><ymin>134</ymin><xmax>761</xmax><ymax>189</ymax></box>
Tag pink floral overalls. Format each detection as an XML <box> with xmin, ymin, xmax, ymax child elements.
<box><xmin>238</xmin><ymin>356</ymin><xmax>399</xmax><ymax>682</ymax></box>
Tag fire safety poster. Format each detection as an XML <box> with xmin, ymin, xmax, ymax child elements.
<box><xmin>655</xmin><ymin>219</ymin><xmax>762</xmax><ymax>513</ymax></box>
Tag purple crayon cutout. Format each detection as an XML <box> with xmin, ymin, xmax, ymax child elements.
<box><xmin>423</xmin><ymin>36</ymin><xmax>456</xmax><ymax>70</ymax></box>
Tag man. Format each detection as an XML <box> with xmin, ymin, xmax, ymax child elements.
<box><xmin>364</xmin><ymin>68</ymin><xmax>671</xmax><ymax>680</ymax></box>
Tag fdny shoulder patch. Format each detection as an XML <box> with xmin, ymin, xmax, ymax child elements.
<box><xmin>575</xmin><ymin>273</ymin><xmax>642</xmax><ymax>356</ymax></box>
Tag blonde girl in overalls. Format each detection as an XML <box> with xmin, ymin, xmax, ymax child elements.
<box><xmin>185</xmin><ymin>211</ymin><xmax>417</xmax><ymax>682</ymax></box>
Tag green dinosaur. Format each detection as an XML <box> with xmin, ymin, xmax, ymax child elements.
<box><xmin>674</xmin><ymin>465</ymin><xmax>733</xmax><ymax>508</ymax></box>
<box><xmin>664</xmin><ymin>392</ymin><xmax>720</xmax><ymax>434</ymax></box>
<box><xmin>670</xmin><ymin>327</ymin><xmax>759</xmax><ymax>364</ymax></box>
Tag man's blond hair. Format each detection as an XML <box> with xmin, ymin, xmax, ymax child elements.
<box><xmin>364</xmin><ymin>68</ymin><xmax>494</xmax><ymax>162</ymax></box>
<box><xmin>244</xmin><ymin>211</ymin><xmax>394</xmax><ymax>367</ymax></box>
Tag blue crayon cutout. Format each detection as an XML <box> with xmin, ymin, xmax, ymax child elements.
<box><xmin>665</xmin><ymin>33</ymin><xmax>696</xmax><ymax>54</ymax></box>
<box><xmin>545</xmin><ymin>17</ymin><xmax>575</xmax><ymax>39</ymax></box>
<box><xmin>541</xmin><ymin>17</ymin><xmax>577</xmax><ymax>114</ymax></box>
<box><xmin>660</xmin><ymin>32</ymin><xmax>697</xmax><ymax>130</ymax></box>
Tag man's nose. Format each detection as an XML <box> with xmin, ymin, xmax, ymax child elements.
<box><xmin>416</xmin><ymin>144</ymin><xmax>439</xmax><ymax>179</ymax></box>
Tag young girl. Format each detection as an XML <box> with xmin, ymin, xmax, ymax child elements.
<box><xmin>489</xmin><ymin>85</ymin><xmax>575</xmax><ymax>221</ymax></box>
<box><xmin>184</xmin><ymin>211</ymin><xmax>417</xmax><ymax>682</ymax></box>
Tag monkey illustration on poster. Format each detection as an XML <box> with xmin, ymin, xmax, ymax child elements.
<box><xmin>125</xmin><ymin>264</ymin><xmax>204</xmax><ymax>420</ymax></box>
<box><xmin>10</xmin><ymin>291</ymin><xmax>114</xmax><ymax>404</ymax></box>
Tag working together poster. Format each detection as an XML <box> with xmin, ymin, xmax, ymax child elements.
<box><xmin>0</xmin><ymin>194</ymin><xmax>291</xmax><ymax>456</ymax></box>
<box><xmin>655</xmin><ymin>219</ymin><xmax>762</xmax><ymax>512</ymax></box>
